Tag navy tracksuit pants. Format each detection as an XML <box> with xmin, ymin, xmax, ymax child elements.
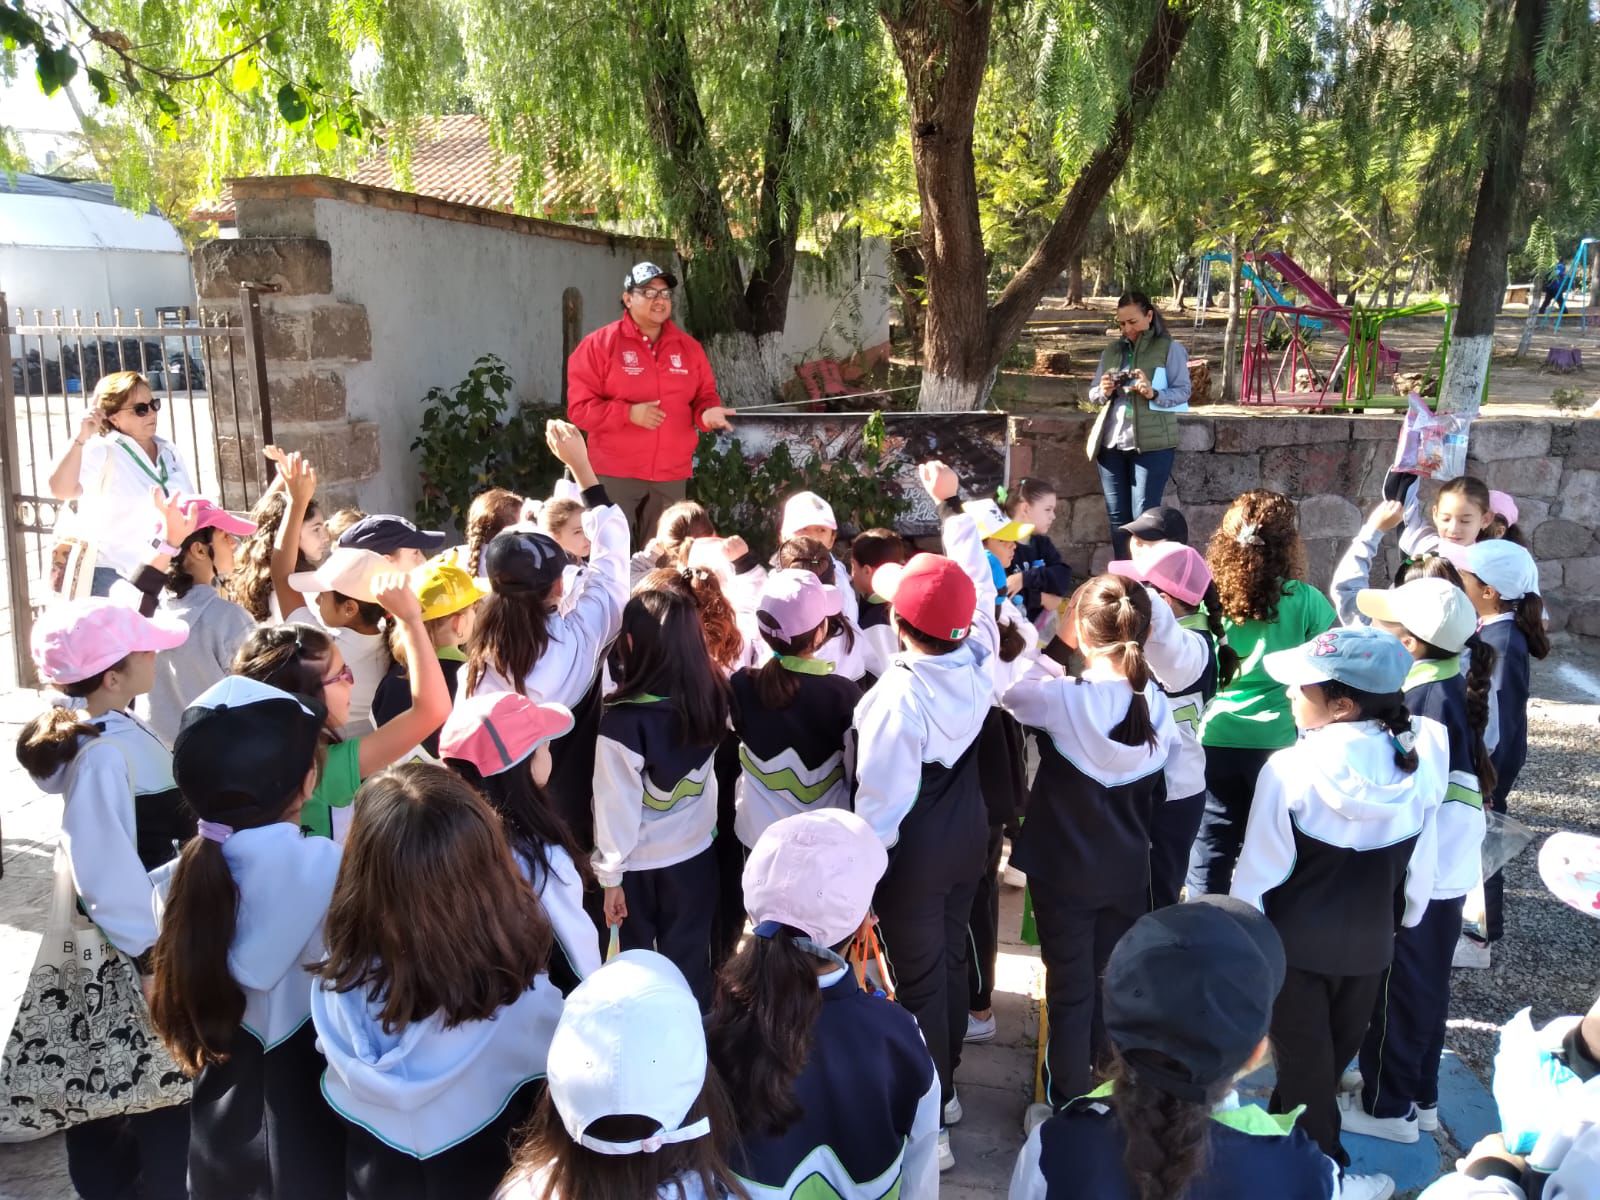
<box><xmin>1358</xmin><ymin>894</ymin><xmax>1466</xmax><ymax>1119</ymax></box>
<box><xmin>1149</xmin><ymin>790</ymin><xmax>1206</xmax><ymax>909</ymax></box>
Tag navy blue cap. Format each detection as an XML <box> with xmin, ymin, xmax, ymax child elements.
<box><xmin>337</xmin><ymin>514</ymin><xmax>447</xmax><ymax>556</ymax></box>
<box><xmin>1119</xmin><ymin>506</ymin><xmax>1189</xmax><ymax>545</ymax></box>
<box><xmin>1103</xmin><ymin>895</ymin><xmax>1286</xmax><ymax>1100</ymax></box>
<box><xmin>173</xmin><ymin>677</ymin><xmax>327</xmax><ymax>824</ymax></box>
<box><xmin>484</xmin><ymin>527</ymin><xmax>567</xmax><ymax>595</ymax></box>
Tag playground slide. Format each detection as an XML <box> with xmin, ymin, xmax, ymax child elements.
<box><xmin>1260</xmin><ymin>251</ymin><xmax>1400</xmax><ymax>369</ymax></box>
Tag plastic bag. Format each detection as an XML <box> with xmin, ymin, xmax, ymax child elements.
<box><xmin>1485</xmin><ymin>810</ymin><xmax>1537</xmax><ymax>878</ymax></box>
<box><xmin>1393</xmin><ymin>394</ymin><xmax>1471</xmax><ymax>481</ymax></box>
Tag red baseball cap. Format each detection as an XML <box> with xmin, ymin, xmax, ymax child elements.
<box><xmin>871</xmin><ymin>553</ymin><xmax>976</xmax><ymax>643</ymax></box>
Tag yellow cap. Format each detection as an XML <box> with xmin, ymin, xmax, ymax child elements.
<box><xmin>412</xmin><ymin>553</ymin><xmax>490</xmax><ymax>621</ymax></box>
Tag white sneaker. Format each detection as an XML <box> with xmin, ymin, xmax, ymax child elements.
<box><xmin>1023</xmin><ymin>1102</ymin><xmax>1054</xmax><ymax>1137</ymax></box>
<box><xmin>1453</xmin><ymin>935</ymin><xmax>1491</xmax><ymax>969</ymax></box>
<box><xmin>1416</xmin><ymin>1103</ymin><xmax>1439</xmax><ymax>1132</ymax></box>
<box><xmin>1340</xmin><ymin>1172</ymin><xmax>1396</xmax><ymax>1200</ymax></box>
<box><xmin>937</xmin><ymin>1128</ymin><xmax>955</xmax><ymax>1172</ymax></box>
<box><xmin>1340</xmin><ymin>1098</ymin><xmax>1419</xmax><ymax>1144</ymax></box>
<box><xmin>943</xmin><ymin>1091</ymin><xmax>963</xmax><ymax>1125</ymax></box>
<box><xmin>1003</xmin><ymin>864</ymin><xmax>1027</xmax><ymax>888</ymax></box>
<box><xmin>1340</xmin><ymin>1066</ymin><xmax>1364</xmax><ymax>1093</ymax></box>
<box><xmin>965</xmin><ymin>1011</ymin><xmax>997</xmax><ymax>1043</ymax></box>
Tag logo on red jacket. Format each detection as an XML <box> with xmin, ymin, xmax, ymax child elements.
<box><xmin>669</xmin><ymin>353</ymin><xmax>683</xmax><ymax>369</ymax></box>
<box><xmin>622</xmin><ymin>350</ymin><xmax>640</xmax><ymax>367</ymax></box>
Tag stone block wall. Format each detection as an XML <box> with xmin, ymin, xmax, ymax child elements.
<box><xmin>1011</xmin><ymin>412</ymin><xmax>1600</xmax><ymax>640</ymax></box>
<box><xmin>193</xmin><ymin>234</ymin><xmax>381</xmax><ymax>510</ymax></box>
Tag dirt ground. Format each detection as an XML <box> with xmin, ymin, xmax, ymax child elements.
<box><xmin>990</xmin><ymin>294</ymin><xmax>1600</xmax><ymax>417</ymax></box>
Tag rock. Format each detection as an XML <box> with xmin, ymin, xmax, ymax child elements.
<box><xmin>1181</xmin><ymin>503</ymin><xmax>1231</xmax><ymax>552</ymax></box>
<box><xmin>1557</xmin><ymin>468</ymin><xmax>1600</xmax><ymax>525</ymax></box>
<box><xmin>1071</xmin><ymin>496</ymin><xmax>1110</xmax><ymax>546</ymax></box>
<box><xmin>1188</xmin><ymin>358</ymin><xmax>1213</xmax><ymax>405</ymax></box>
<box><xmin>1559</xmin><ymin>555</ymin><xmax>1600</xmax><ymax>594</ymax></box>
<box><xmin>1173</xmin><ymin>452</ymin><xmax>1261</xmax><ymax>504</ymax></box>
<box><xmin>1539</xmin><ymin>560</ymin><xmax>1565</xmax><ymax>592</ymax></box>
<box><xmin>1562</xmin><ymin>598</ymin><xmax>1600</xmax><ymax>639</ymax></box>
<box><xmin>1260</xmin><ymin>441</ymin><xmax>1386</xmax><ymax>498</ymax></box>
<box><xmin>1215</xmin><ymin>417</ymin><xmax>1348</xmax><ymax>453</ymax></box>
<box><xmin>1478</xmin><ymin>457</ymin><xmax>1563</xmax><ymax>499</ymax></box>
<box><xmin>1532</xmin><ymin>519</ymin><xmax>1595</xmax><ymax>560</ymax></box>
<box><xmin>1297</xmin><ymin>494</ymin><xmax>1363</xmax><ymax>539</ymax></box>
<box><xmin>1037</xmin><ymin>350</ymin><xmax>1073</xmax><ymax>375</ymax></box>
<box><xmin>1177</xmin><ymin>419</ymin><xmax>1215</xmax><ymax>452</ymax></box>
<box><xmin>1469</xmin><ymin>422</ymin><xmax>1552</xmax><ymax>463</ymax></box>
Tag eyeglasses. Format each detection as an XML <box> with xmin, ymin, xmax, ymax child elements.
<box><xmin>121</xmin><ymin>398</ymin><xmax>162</xmax><ymax>417</ymax></box>
<box><xmin>321</xmin><ymin>664</ymin><xmax>354</xmax><ymax>687</ymax></box>
<box><xmin>635</xmin><ymin>288</ymin><xmax>674</xmax><ymax>302</ymax></box>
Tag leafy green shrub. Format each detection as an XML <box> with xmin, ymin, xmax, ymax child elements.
<box><xmin>1550</xmin><ymin>385</ymin><xmax>1588</xmax><ymax>412</ymax></box>
<box><xmin>690</xmin><ymin>411</ymin><xmax>909</xmax><ymax>561</ymax></box>
<box><xmin>411</xmin><ymin>354</ymin><xmax>563</xmax><ymax>532</ymax></box>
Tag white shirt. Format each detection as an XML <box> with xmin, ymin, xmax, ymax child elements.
<box><xmin>76</xmin><ymin>433</ymin><xmax>196</xmax><ymax>576</ymax></box>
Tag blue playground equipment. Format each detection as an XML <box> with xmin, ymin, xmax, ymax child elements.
<box><xmin>1195</xmin><ymin>251</ymin><xmax>1325</xmax><ymax>334</ymax></box>
<box><xmin>1546</xmin><ymin>237</ymin><xmax>1596</xmax><ymax>330</ymax></box>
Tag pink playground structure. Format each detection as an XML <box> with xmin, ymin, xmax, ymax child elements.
<box><xmin>1250</xmin><ymin>251</ymin><xmax>1401</xmax><ymax>373</ymax></box>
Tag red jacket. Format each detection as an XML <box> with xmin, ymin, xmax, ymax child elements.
<box><xmin>566</xmin><ymin>316</ymin><xmax>722</xmax><ymax>482</ymax></box>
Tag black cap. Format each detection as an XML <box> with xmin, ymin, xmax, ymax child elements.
<box><xmin>338</xmin><ymin>514</ymin><xmax>447</xmax><ymax>556</ymax></box>
<box><xmin>1102</xmin><ymin>895</ymin><xmax>1286</xmax><ymax>1100</ymax></box>
<box><xmin>484</xmin><ymin>527</ymin><xmax>567</xmax><ymax>594</ymax></box>
<box><xmin>1119</xmin><ymin>505</ymin><xmax>1189</xmax><ymax>546</ymax></box>
<box><xmin>172</xmin><ymin>677</ymin><xmax>327</xmax><ymax>826</ymax></box>
<box><xmin>624</xmin><ymin>261</ymin><xmax>678</xmax><ymax>291</ymax></box>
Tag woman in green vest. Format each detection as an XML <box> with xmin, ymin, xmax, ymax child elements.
<box><xmin>1084</xmin><ymin>292</ymin><xmax>1191</xmax><ymax>559</ymax></box>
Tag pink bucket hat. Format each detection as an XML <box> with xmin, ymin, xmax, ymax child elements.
<box><xmin>32</xmin><ymin>598</ymin><xmax>188</xmax><ymax>685</ymax></box>
<box><xmin>1109</xmin><ymin>542</ymin><xmax>1213</xmax><ymax>607</ymax></box>
<box><xmin>742</xmin><ymin>809</ymin><xmax>888</xmax><ymax>947</ymax></box>
<box><xmin>173</xmin><ymin>493</ymin><xmax>257</xmax><ymax>538</ymax></box>
<box><xmin>438</xmin><ymin>691</ymin><xmax>574</xmax><ymax>777</ymax></box>
<box><xmin>756</xmin><ymin>568</ymin><xmax>843</xmax><ymax>642</ymax></box>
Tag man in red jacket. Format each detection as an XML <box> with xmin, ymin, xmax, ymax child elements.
<box><xmin>566</xmin><ymin>262</ymin><xmax>735</xmax><ymax>543</ymax></box>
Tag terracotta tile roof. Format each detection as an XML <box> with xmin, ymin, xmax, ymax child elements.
<box><xmin>191</xmin><ymin>115</ymin><xmax>618</xmax><ymax>223</ymax></box>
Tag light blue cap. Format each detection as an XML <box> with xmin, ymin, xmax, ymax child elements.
<box><xmin>1263</xmin><ymin>626</ymin><xmax>1412</xmax><ymax>695</ymax></box>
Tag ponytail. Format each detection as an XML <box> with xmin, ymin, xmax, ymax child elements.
<box><xmin>1078</xmin><ymin>576</ymin><xmax>1160</xmax><ymax>749</ymax></box>
<box><xmin>16</xmin><ymin>706</ymin><xmax>101</xmax><ymax>779</ymax></box>
<box><xmin>997</xmin><ymin>610</ymin><xmax>1026</xmax><ymax>663</ymax></box>
<box><xmin>754</xmin><ymin>623</ymin><xmax>824</xmax><ymax>711</ymax></box>
<box><xmin>1110</xmin><ymin>1053</ymin><xmax>1220</xmax><ymax>1200</ymax></box>
<box><xmin>1201</xmin><ymin>582</ymin><xmax>1241</xmax><ymax>688</ymax></box>
<box><xmin>705</xmin><ymin>927</ymin><xmax>824</xmax><ymax>1139</ymax></box>
<box><xmin>1316</xmin><ymin>682</ymin><xmax>1418</xmax><ymax>772</ymax></box>
<box><xmin>1110</xmin><ymin>641</ymin><xmax>1160</xmax><ymax>749</ymax></box>
<box><xmin>1514</xmin><ymin>593</ymin><xmax>1550</xmax><ymax>659</ymax></box>
<box><xmin>149</xmin><ymin>838</ymin><xmax>243</xmax><ymax>1073</ymax></box>
<box><xmin>680</xmin><ymin>566</ymin><xmax>745</xmax><ymax>671</ymax></box>
<box><xmin>1463</xmin><ymin>635</ymin><xmax>1499</xmax><ymax>798</ymax></box>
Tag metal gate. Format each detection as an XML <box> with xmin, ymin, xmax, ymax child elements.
<box><xmin>0</xmin><ymin>285</ymin><xmax>277</xmax><ymax>688</ymax></box>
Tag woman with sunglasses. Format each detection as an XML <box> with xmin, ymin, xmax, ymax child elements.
<box><xmin>566</xmin><ymin>261</ymin><xmax>736</xmax><ymax>547</ymax></box>
<box><xmin>228</xmin><ymin>573</ymin><xmax>449</xmax><ymax>841</ymax></box>
<box><xmin>48</xmin><ymin>371</ymin><xmax>199</xmax><ymax>597</ymax></box>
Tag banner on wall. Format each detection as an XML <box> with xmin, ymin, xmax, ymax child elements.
<box><xmin>701</xmin><ymin>410</ymin><xmax>1011</xmax><ymax>538</ymax></box>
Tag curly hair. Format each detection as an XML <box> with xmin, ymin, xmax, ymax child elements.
<box><xmin>229</xmin><ymin>491</ymin><xmax>319</xmax><ymax>621</ymax></box>
<box><xmin>1206</xmin><ymin>491</ymin><xmax>1306</xmax><ymax>624</ymax></box>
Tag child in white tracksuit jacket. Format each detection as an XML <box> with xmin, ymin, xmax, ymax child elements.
<box><xmin>1231</xmin><ymin>626</ymin><xmax>1446</xmax><ymax>1181</ymax></box>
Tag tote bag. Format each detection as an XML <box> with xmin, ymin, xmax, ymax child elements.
<box><xmin>47</xmin><ymin>445</ymin><xmax>115</xmax><ymax>601</ymax></box>
<box><xmin>0</xmin><ymin>756</ymin><xmax>191</xmax><ymax>1140</ymax></box>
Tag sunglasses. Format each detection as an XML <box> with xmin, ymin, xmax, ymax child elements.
<box><xmin>321</xmin><ymin>664</ymin><xmax>354</xmax><ymax>687</ymax></box>
<box><xmin>121</xmin><ymin>398</ymin><xmax>162</xmax><ymax>417</ymax></box>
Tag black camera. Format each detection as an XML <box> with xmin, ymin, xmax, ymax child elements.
<box><xmin>1110</xmin><ymin>369</ymin><xmax>1136</xmax><ymax>397</ymax></box>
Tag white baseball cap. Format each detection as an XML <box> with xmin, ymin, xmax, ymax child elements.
<box><xmin>781</xmin><ymin>492</ymin><xmax>837</xmax><ymax>540</ymax></box>
<box><xmin>1356</xmin><ymin>578</ymin><xmax>1478</xmax><ymax>654</ymax></box>
<box><xmin>1439</xmin><ymin>539</ymin><xmax>1541</xmax><ymax>601</ymax></box>
<box><xmin>287</xmin><ymin>546</ymin><xmax>387</xmax><ymax>603</ymax></box>
<box><xmin>546</xmin><ymin>950</ymin><xmax>710</xmax><ymax>1156</ymax></box>
<box><xmin>743</xmin><ymin>809</ymin><xmax>888</xmax><ymax>948</ymax></box>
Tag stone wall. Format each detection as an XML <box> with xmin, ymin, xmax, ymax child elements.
<box><xmin>1011</xmin><ymin>411</ymin><xmax>1600</xmax><ymax>639</ymax></box>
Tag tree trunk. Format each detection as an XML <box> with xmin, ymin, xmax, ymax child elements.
<box><xmin>743</xmin><ymin>21</ymin><xmax>801</xmax><ymax>342</ymax></box>
<box><xmin>889</xmin><ymin>238</ymin><xmax>928</xmax><ymax>352</ymax></box>
<box><xmin>1065</xmin><ymin>254</ymin><xmax>1084</xmax><ymax>306</ymax></box>
<box><xmin>1440</xmin><ymin>0</ymin><xmax>1546</xmax><ymax>413</ymax></box>
<box><xmin>637</xmin><ymin>8</ymin><xmax>750</xmax><ymax>340</ymax></box>
<box><xmin>1222</xmin><ymin>236</ymin><xmax>1243</xmax><ymax>401</ymax></box>
<box><xmin>879</xmin><ymin>1</ymin><xmax>995</xmax><ymax>411</ymax></box>
<box><xmin>705</xmin><ymin>331</ymin><xmax>786</xmax><ymax>410</ymax></box>
<box><xmin>879</xmin><ymin>0</ymin><xmax>1191</xmax><ymax>411</ymax></box>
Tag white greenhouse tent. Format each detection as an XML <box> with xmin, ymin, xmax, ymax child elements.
<box><xmin>0</xmin><ymin>173</ymin><xmax>194</xmax><ymax>326</ymax></box>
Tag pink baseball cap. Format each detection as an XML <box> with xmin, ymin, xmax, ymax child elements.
<box><xmin>1489</xmin><ymin>490</ymin><xmax>1519</xmax><ymax>527</ymax></box>
<box><xmin>438</xmin><ymin>691</ymin><xmax>574</xmax><ymax>777</ymax></box>
<box><xmin>757</xmin><ymin>568</ymin><xmax>842</xmax><ymax>641</ymax></box>
<box><xmin>32</xmin><ymin>598</ymin><xmax>188</xmax><ymax>685</ymax></box>
<box><xmin>743</xmin><ymin>809</ymin><xmax>888</xmax><ymax>946</ymax></box>
<box><xmin>1109</xmin><ymin>542</ymin><xmax>1213</xmax><ymax>607</ymax></box>
<box><xmin>173</xmin><ymin>493</ymin><xmax>257</xmax><ymax>538</ymax></box>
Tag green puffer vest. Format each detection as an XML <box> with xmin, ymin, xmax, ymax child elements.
<box><xmin>1085</xmin><ymin>329</ymin><xmax>1180</xmax><ymax>458</ymax></box>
